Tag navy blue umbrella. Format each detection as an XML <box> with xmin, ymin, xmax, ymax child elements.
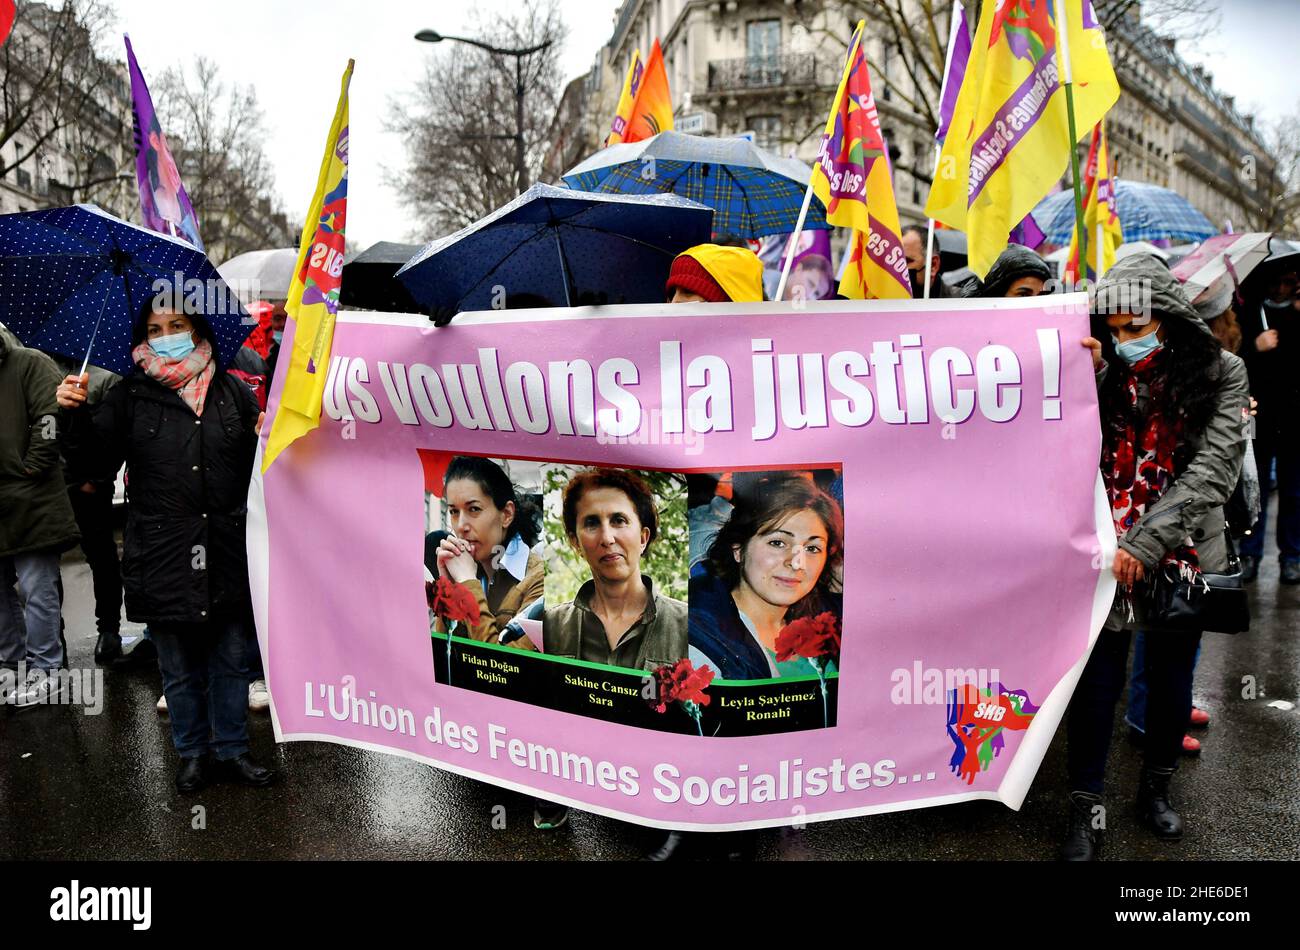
<box><xmin>0</xmin><ymin>204</ymin><xmax>250</xmax><ymax>375</ymax></box>
<box><xmin>396</xmin><ymin>184</ymin><xmax>714</xmax><ymax>322</ymax></box>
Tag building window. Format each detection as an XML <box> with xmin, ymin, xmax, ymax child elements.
<box><xmin>747</xmin><ymin>19</ymin><xmax>781</xmax><ymax>63</ymax></box>
<box><xmin>750</xmin><ymin>115</ymin><xmax>782</xmax><ymax>151</ymax></box>
<box><xmin>16</xmin><ymin>168</ymin><xmax>31</xmax><ymax>191</ymax></box>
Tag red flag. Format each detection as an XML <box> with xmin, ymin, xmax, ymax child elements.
<box><xmin>1</xmin><ymin>1</ymin><xmax>17</xmax><ymax>47</ymax></box>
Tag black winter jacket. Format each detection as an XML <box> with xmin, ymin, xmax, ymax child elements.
<box><xmin>65</xmin><ymin>368</ymin><xmax>259</xmax><ymax>626</ymax></box>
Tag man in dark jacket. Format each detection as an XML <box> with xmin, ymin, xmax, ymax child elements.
<box><xmin>1237</xmin><ymin>248</ymin><xmax>1300</xmax><ymax>583</ymax></box>
<box><xmin>0</xmin><ymin>326</ymin><xmax>79</xmax><ymax>706</ymax></box>
<box><xmin>56</xmin><ymin>306</ymin><xmax>275</xmax><ymax>791</ymax></box>
<box><xmin>902</xmin><ymin>224</ymin><xmax>955</xmax><ymax>299</ymax></box>
<box><xmin>48</xmin><ymin>354</ymin><xmax>127</xmax><ymax>665</ymax></box>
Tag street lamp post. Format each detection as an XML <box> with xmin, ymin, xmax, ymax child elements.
<box><xmin>415</xmin><ymin>29</ymin><xmax>553</xmax><ymax>194</ymax></box>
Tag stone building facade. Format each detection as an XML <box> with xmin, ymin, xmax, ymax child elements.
<box><xmin>0</xmin><ymin>2</ymin><xmax>294</xmax><ymax>264</ymax></box>
<box><xmin>545</xmin><ymin>0</ymin><xmax>1286</xmax><ymax>238</ymax></box>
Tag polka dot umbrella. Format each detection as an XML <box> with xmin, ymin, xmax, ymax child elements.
<box><xmin>0</xmin><ymin>204</ymin><xmax>250</xmax><ymax>376</ymax></box>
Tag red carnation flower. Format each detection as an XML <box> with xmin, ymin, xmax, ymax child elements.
<box><xmin>650</xmin><ymin>658</ymin><xmax>714</xmax><ymax>713</ymax></box>
<box><xmin>775</xmin><ymin>612</ymin><xmax>841</xmax><ymax>663</ymax></box>
<box><xmin>427</xmin><ymin>576</ymin><xmax>481</xmax><ymax>626</ymax></box>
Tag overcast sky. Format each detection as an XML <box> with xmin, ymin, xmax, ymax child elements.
<box><xmin>108</xmin><ymin>1</ymin><xmax>1295</xmax><ymax>258</ymax></box>
<box><xmin>109</xmin><ymin>0</ymin><xmax>623</xmax><ymax>256</ymax></box>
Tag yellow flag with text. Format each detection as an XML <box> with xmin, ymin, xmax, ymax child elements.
<box><xmin>263</xmin><ymin>60</ymin><xmax>353</xmax><ymax>473</ymax></box>
<box><xmin>1065</xmin><ymin>123</ymin><xmax>1122</xmax><ymax>281</ymax></box>
<box><xmin>809</xmin><ymin>21</ymin><xmax>909</xmax><ymax>299</ymax></box>
<box><xmin>925</xmin><ymin>0</ymin><xmax>1119</xmax><ymax>278</ymax></box>
<box><xmin>606</xmin><ymin>50</ymin><xmax>642</xmax><ymax>146</ymax></box>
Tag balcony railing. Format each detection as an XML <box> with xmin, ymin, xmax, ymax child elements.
<box><xmin>708</xmin><ymin>53</ymin><xmax>819</xmax><ymax>92</ymax></box>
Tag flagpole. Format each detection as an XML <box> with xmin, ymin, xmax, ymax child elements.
<box><xmin>923</xmin><ymin>146</ymin><xmax>942</xmax><ymax>299</ymax></box>
<box><xmin>1095</xmin><ymin>219</ymin><xmax>1104</xmax><ymax>278</ymax></box>
<box><xmin>1054</xmin><ymin>0</ymin><xmax>1087</xmax><ymax>282</ymax></box>
<box><xmin>776</xmin><ymin>183</ymin><xmax>815</xmax><ymax>301</ymax></box>
<box><xmin>925</xmin><ymin>2</ymin><xmax>965</xmax><ymax>300</ymax></box>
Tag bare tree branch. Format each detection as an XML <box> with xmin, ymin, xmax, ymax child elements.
<box><xmin>385</xmin><ymin>0</ymin><xmax>567</xmax><ymax>238</ymax></box>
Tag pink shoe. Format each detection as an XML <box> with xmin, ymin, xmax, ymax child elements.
<box><xmin>1181</xmin><ymin>734</ymin><xmax>1202</xmax><ymax>755</ymax></box>
<box><xmin>1189</xmin><ymin>706</ymin><xmax>1210</xmax><ymax>727</ymax></box>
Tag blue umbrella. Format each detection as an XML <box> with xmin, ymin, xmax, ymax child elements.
<box><xmin>0</xmin><ymin>204</ymin><xmax>249</xmax><ymax>376</ymax></box>
<box><xmin>1031</xmin><ymin>180</ymin><xmax>1217</xmax><ymax>245</ymax></box>
<box><xmin>396</xmin><ymin>184</ymin><xmax>714</xmax><ymax>321</ymax></box>
<box><xmin>561</xmin><ymin>131</ymin><xmax>829</xmax><ymax>239</ymax></box>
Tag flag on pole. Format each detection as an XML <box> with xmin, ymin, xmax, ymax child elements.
<box><xmin>606</xmin><ymin>50</ymin><xmax>643</xmax><ymax>146</ymax></box>
<box><xmin>809</xmin><ymin>21</ymin><xmax>909</xmax><ymax>300</ymax></box>
<box><xmin>1009</xmin><ymin>211</ymin><xmax>1047</xmax><ymax>249</ymax></box>
<box><xmin>924</xmin><ymin>0</ymin><xmax>1119</xmax><ymax>278</ymax></box>
<box><xmin>1</xmin><ymin>1</ymin><xmax>17</xmax><ymax>46</ymax></box>
<box><xmin>934</xmin><ymin>2</ymin><xmax>972</xmax><ymax>147</ymax></box>
<box><xmin>622</xmin><ymin>39</ymin><xmax>673</xmax><ymax>143</ymax></box>
<box><xmin>263</xmin><ymin>60</ymin><xmax>353</xmax><ymax>473</ymax></box>
<box><xmin>1064</xmin><ymin>123</ymin><xmax>1121</xmax><ymax>282</ymax></box>
<box><xmin>125</xmin><ymin>36</ymin><xmax>204</xmax><ymax>250</ymax></box>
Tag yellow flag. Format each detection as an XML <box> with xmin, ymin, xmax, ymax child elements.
<box><xmin>808</xmin><ymin>21</ymin><xmax>909</xmax><ymax>299</ymax></box>
<box><xmin>1066</xmin><ymin>122</ymin><xmax>1122</xmax><ymax>281</ymax></box>
<box><xmin>263</xmin><ymin>60</ymin><xmax>353</xmax><ymax>473</ymax></box>
<box><xmin>606</xmin><ymin>50</ymin><xmax>642</xmax><ymax>146</ymax></box>
<box><xmin>925</xmin><ymin>0</ymin><xmax>1119</xmax><ymax>278</ymax></box>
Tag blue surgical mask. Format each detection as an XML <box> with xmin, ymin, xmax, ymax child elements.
<box><xmin>272</xmin><ymin>330</ymin><xmax>283</xmax><ymax>345</ymax></box>
<box><xmin>151</xmin><ymin>331</ymin><xmax>196</xmax><ymax>361</ymax></box>
<box><xmin>1112</xmin><ymin>331</ymin><xmax>1163</xmax><ymax>366</ymax></box>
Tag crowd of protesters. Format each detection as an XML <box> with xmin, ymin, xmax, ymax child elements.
<box><xmin>2</xmin><ymin>228</ymin><xmax>1297</xmax><ymax>861</ymax></box>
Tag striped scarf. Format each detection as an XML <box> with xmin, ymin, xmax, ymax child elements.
<box><xmin>132</xmin><ymin>338</ymin><xmax>216</xmax><ymax>417</ymax></box>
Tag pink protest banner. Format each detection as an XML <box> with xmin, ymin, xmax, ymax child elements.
<box><xmin>248</xmin><ymin>297</ymin><xmax>1115</xmax><ymax>830</ymax></box>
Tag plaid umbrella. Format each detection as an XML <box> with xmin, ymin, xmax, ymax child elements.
<box><xmin>0</xmin><ymin>204</ymin><xmax>249</xmax><ymax>375</ymax></box>
<box><xmin>562</xmin><ymin>131</ymin><xmax>829</xmax><ymax>239</ymax></box>
<box><xmin>1031</xmin><ymin>180</ymin><xmax>1217</xmax><ymax>245</ymax></box>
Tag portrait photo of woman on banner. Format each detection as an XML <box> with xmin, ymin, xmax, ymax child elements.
<box><xmin>542</xmin><ymin>467</ymin><xmax>689</xmax><ymax>672</ymax></box>
<box><xmin>425</xmin><ymin>455</ymin><xmax>544</xmax><ymax>652</ymax></box>
<box><xmin>687</xmin><ymin>471</ymin><xmax>844</xmax><ymax>682</ymax></box>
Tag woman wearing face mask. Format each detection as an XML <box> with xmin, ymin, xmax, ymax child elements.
<box><xmin>435</xmin><ymin>456</ymin><xmax>544</xmax><ymax>648</ymax></box>
<box><xmin>55</xmin><ymin>303</ymin><xmax>273</xmax><ymax>795</ymax></box>
<box><xmin>687</xmin><ymin>474</ymin><xmax>844</xmax><ymax>681</ymax></box>
<box><xmin>1063</xmin><ymin>255</ymin><xmax>1249</xmax><ymax>861</ymax></box>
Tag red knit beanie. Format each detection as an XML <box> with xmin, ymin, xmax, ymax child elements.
<box><xmin>665</xmin><ymin>254</ymin><xmax>730</xmax><ymax>303</ymax></box>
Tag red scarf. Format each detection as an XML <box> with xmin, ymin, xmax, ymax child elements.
<box><xmin>1101</xmin><ymin>350</ymin><xmax>1199</xmax><ymax>587</ymax></box>
<box><xmin>132</xmin><ymin>338</ymin><xmax>216</xmax><ymax>417</ymax></box>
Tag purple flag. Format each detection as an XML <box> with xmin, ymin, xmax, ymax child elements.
<box><xmin>1009</xmin><ymin>211</ymin><xmax>1046</xmax><ymax>250</ymax></box>
<box><xmin>758</xmin><ymin>229</ymin><xmax>836</xmax><ymax>301</ymax></box>
<box><xmin>126</xmin><ymin>35</ymin><xmax>203</xmax><ymax>251</ymax></box>
<box><xmin>934</xmin><ymin>2</ymin><xmax>972</xmax><ymax>146</ymax></box>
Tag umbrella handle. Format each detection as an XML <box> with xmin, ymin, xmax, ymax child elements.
<box><xmin>553</xmin><ymin>228</ymin><xmax>574</xmax><ymax>308</ymax></box>
<box><xmin>78</xmin><ymin>272</ymin><xmax>123</xmax><ymax>380</ymax></box>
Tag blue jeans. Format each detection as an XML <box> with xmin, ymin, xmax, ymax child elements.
<box><xmin>152</xmin><ymin>616</ymin><xmax>250</xmax><ymax>761</ymax></box>
<box><xmin>1125</xmin><ymin>633</ymin><xmax>1201</xmax><ymax>733</ymax></box>
<box><xmin>246</xmin><ymin>623</ymin><xmax>265</xmax><ymax>681</ymax></box>
<box><xmin>1240</xmin><ymin>428</ymin><xmax>1300</xmax><ymax>561</ymax></box>
<box><xmin>0</xmin><ymin>553</ymin><xmax>65</xmax><ymax>672</ymax></box>
<box><xmin>1067</xmin><ymin>627</ymin><xmax>1200</xmax><ymax>794</ymax></box>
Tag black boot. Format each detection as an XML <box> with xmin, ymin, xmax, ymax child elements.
<box><xmin>1239</xmin><ymin>555</ymin><xmax>1260</xmax><ymax>583</ymax></box>
<box><xmin>94</xmin><ymin>631</ymin><xmax>123</xmax><ymax>666</ymax></box>
<box><xmin>1136</xmin><ymin>766</ymin><xmax>1183</xmax><ymax>839</ymax></box>
<box><xmin>1060</xmin><ymin>791</ymin><xmax>1103</xmax><ymax>861</ymax></box>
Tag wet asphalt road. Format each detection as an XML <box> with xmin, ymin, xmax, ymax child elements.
<box><xmin>2</xmin><ymin>533</ymin><xmax>1298</xmax><ymax>862</ymax></box>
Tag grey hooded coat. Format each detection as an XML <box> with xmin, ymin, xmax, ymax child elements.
<box><xmin>1093</xmin><ymin>256</ymin><xmax>1251</xmax><ymax>632</ymax></box>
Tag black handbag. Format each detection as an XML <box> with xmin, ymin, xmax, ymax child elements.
<box><xmin>1143</xmin><ymin>524</ymin><xmax>1250</xmax><ymax>634</ymax></box>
